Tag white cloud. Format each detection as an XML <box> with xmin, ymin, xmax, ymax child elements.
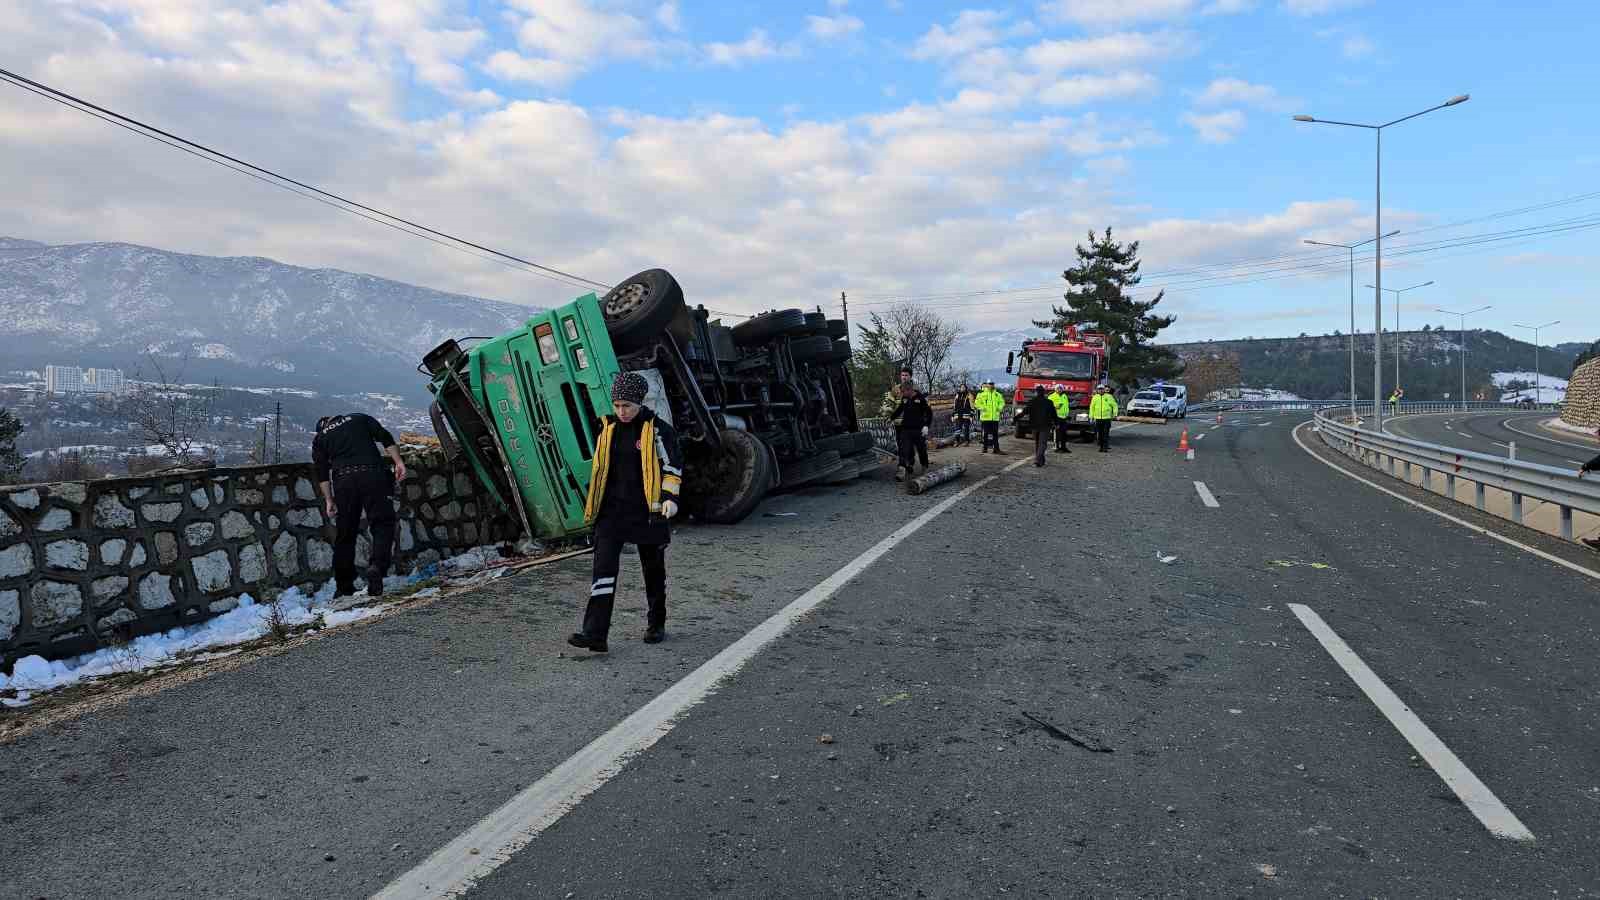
<box><xmin>1040</xmin><ymin>0</ymin><xmax>1196</xmax><ymax>27</ymax></box>
<box><xmin>1022</xmin><ymin>31</ymin><xmax>1190</xmax><ymax>71</ymax></box>
<box><xmin>1182</xmin><ymin>108</ymin><xmax>1245</xmax><ymax>142</ymax></box>
<box><xmin>1201</xmin><ymin>0</ymin><xmax>1256</xmax><ymax>11</ymax></box>
<box><xmin>1341</xmin><ymin>34</ymin><xmax>1374</xmax><ymax>58</ymax></box>
<box><xmin>807</xmin><ymin>14</ymin><xmax>864</xmax><ymax>40</ymax></box>
<box><xmin>1038</xmin><ymin>71</ymin><xmax>1159</xmax><ymax>105</ymax></box>
<box><xmin>911</xmin><ymin>9</ymin><xmax>1009</xmax><ymax>60</ymax></box>
<box><xmin>1282</xmin><ymin>0</ymin><xmax>1368</xmax><ymax>14</ymax></box>
<box><xmin>483</xmin><ymin>0</ymin><xmax>661</xmax><ymax>86</ymax></box>
<box><xmin>655</xmin><ymin>1</ymin><xmax>683</xmax><ymax>32</ymax></box>
<box><xmin>1193</xmin><ymin>77</ymin><xmax>1295</xmax><ymax>111</ymax></box>
<box><xmin>704</xmin><ymin>29</ymin><xmax>794</xmax><ymax>66</ymax></box>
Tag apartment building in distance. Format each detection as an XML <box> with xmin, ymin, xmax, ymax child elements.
<box><xmin>45</xmin><ymin>365</ymin><xmax>128</xmax><ymax>396</ymax></box>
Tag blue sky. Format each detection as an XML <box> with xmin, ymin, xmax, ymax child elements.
<box><xmin>3</xmin><ymin>0</ymin><xmax>1597</xmax><ymax>348</ymax></box>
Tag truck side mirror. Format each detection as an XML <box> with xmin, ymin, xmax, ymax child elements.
<box><xmin>1005</xmin><ymin>352</ymin><xmax>1013</xmax><ymax>374</ymax></box>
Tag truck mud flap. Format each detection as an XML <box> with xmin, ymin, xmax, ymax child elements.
<box><xmin>429</xmin><ymin>400</ymin><xmax>461</xmax><ymax>461</ymax></box>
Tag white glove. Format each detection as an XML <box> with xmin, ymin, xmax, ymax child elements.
<box><xmin>921</xmin><ymin>426</ymin><xmax>929</xmax><ymax>437</ymax></box>
<box><xmin>661</xmin><ymin>499</ymin><xmax>679</xmax><ymax>519</ymax></box>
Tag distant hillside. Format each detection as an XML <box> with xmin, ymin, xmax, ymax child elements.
<box><xmin>1165</xmin><ymin>329</ymin><xmax>1579</xmax><ymax>401</ymax></box>
<box><xmin>0</xmin><ymin>237</ymin><xmax>541</xmax><ymax>402</ymax></box>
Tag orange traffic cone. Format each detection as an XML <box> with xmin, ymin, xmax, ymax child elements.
<box><xmin>1177</xmin><ymin>429</ymin><xmax>1190</xmax><ymax>453</ymax></box>
<box><xmin>1216</xmin><ymin>413</ymin><xmax>1223</xmax><ymax>425</ymax></box>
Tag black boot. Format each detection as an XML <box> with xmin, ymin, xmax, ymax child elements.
<box><xmin>567</xmin><ymin>633</ymin><xmax>609</xmax><ymax>652</ymax></box>
<box><xmin>365</xmin><ymin>567</ymin><xmax>384</xmax><ymax>597</ymax></box>
<box><xmin>333</xmin><ymin>580</ymin><xmax>357</xmax><ymax>598</ymax></box>
<box><xmin>643</xmin><ymin>626</ymin><xmax>664</xmax><ymax>644</ymax></box>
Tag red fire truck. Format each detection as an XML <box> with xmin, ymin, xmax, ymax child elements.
<box><xmin>1005</xmin><ymin>327</ymin><xmax>1110</xmax><ymax>441</ymax></box>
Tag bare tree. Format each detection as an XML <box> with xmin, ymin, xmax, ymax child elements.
<box><xmin>103</xmin><ymin>356</ymin><xmax>216</xmax><ymax>465</ymax></box>
<box><xmin>866</xmin><ymin>305</ymin><xmax>965</xmax><ymax>392</ymax></box>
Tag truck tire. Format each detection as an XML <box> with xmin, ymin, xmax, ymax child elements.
<box><xmin>814</xmin><ymin>340</ymin><xmax>852</xmax><ymax>365</ymax></box>
<box><xmin>826</xmin><ymin>318</ymin><xmax>847</xmax><ymax>339</ymax></box>
<box><xmin>601</xmin><ymin>269</ymin><xmax>686</xmax><ymax>354</ymax></box>
<box><xmin>789</xmin><ymin>335</ymin><xmax>837</xmax><ymax>363</ymax></box>
<box><xmin>778</xmin><ymin>450</ymin><xmax>844</xmax><ymax>489</ymax></box>
<box><xmin>800</xmin><ymin>311</ymin><xmax>829</xmax><ymax>335</ymax></box>
<box><xmin>695</xmin><ymin>429</ymin><xmax>773</xmax><ymax>524</ymax></box>
<box><xmin>815</xmin><ymin>431</ymin><xmax>874</xmax><ymax>455</ymax></box>
<box><xmin>732</xmin><ymin>309</ymin><xmax>806</xmax><ymax>347</ymax></box>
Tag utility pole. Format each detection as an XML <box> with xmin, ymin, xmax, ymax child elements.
<box><xmin>1437</xmin><ymin>304</ymin><xmax>1491</xmax><ymax>412</ymax></box>
<box><xmin>840</xmin><ymin>291</ymin><xmax>851</xmax><ymax>351</ymax></box>
<box><xmin>274</xmin><ymin>400</ymin><xmax>282</xmax><ymax>463</ymax></box>
<box><xmin>1512</xmin><ymin>320</ymin><xmax>1560</xmax><ymax>405</ymax></box>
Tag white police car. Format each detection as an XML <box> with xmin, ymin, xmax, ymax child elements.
<box><xmin>1126</xmin><ymin>390</ymin><xmax>1168</xmax><ymax>419</ymax></box>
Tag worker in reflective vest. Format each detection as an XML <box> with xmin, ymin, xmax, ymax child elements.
<box><xmin>975</xmin><ymin>380</ymin><xmax>1007</xmax><ymax>455</ymax></box>
<box><xmin>1048</xmin><ymin>383</ymin><xmax>1073</xmax><ymax>453</ymax></box>
<box><xmin>1089</xmin><ymin>383</ymin><xmax>1119</xmax><ymax>453</ymax></box>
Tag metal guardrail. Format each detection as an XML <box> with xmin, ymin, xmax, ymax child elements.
<box><xmin>1191</xmin><ymin>399</ymin><xmax>1561</xmax><ymax>414</ymax></box>
<box><xmin>861</xmin><ymin>410</ymin><xmax>1012</xmax><ymax>454</ymax></box>
<box><xmin>1312</xmin><ymin>408</ymin><xmax>1600</xmax><ymax>541</ymax></box>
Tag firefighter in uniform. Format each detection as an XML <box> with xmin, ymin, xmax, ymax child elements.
<box><xmin>568</xmin><ymin>372</ymin><xmax>684</xmax><ymax>652</ymax></box>
<box><xmin>313</xmin><ymin>413</ymin><xmax>406</xmax><ymax>597</ymax></box>
<box><xmin>1089</xmin><ymin>383</ymin><xmax>1119</xmax><ymax>452</ymax></box>
<box><xmin>1048</xmin><ymin>383</ymin><xmax>1073</xmax><ymax>453</ymax></box>
<box><xmin>952</xmin><ymin>384</ymin><xmax>976</xmax><ymax>446</ymax></box>
<box><xmin>975</xmin><ymin>380</ymin><xmax>1007</xmax><ymax>454</ymax></box>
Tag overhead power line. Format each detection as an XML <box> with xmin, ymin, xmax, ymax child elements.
<box><xmin>0</xmin><ymin>66</ymin><xmax>611</xmax><ymax>293</ymax></box>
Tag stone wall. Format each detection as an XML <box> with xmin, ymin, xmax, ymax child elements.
<box><xmin>1561</xmin><ymin>358</ymin><xmax>1600</xmax><ymax>430</ymax></box>
<box><xmin>0</xmin><ymin>446</ymin><xmax>516</xmax><ymax>667</ymax></box>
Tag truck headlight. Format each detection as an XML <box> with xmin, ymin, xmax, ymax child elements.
<box><xmin>1077</xmin><ymin>413</ymin><xmax>1088</xmax><ymax>421</ymax></box>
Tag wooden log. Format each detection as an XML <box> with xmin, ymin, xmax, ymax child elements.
<box><xmin>907</xmin><ymin>462</ymin><xmax>966</xmax><ymax>495</ymax></box>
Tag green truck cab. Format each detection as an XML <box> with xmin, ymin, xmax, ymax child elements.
<box><xmin>421</xmin><ymin>269</ymin><xmax>873</xmax><ymax>541</ymax></box>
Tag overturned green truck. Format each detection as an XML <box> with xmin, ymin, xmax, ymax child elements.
<box><xmin>420</xmin><ymin>269</ymin><xmax>876</xmax><ymax>540</ymax></box>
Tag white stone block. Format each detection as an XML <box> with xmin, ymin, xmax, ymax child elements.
<box><xmin>220</xmin><ymin>510</ymin><xmax>253</xmax><ymax>540</ymax></box>
<box><xmin>8</xmin><ymin>489</ymin><xmax>40</xmax><ymax>509</ymax></box>
<box><xmin>239</xmin><ymin>543</ymin><xmax>267</xmax><ymax>583</ymax></box>
<box><xmin>0</xmin><ymin>543</ymin><xmax>33</xmax><ymax>578</ymax></box>
<box><xmin>92</xmin><ymin>576</ymin><xmax>130</xmax><ymax>603</ymax></box>
<box><xmin>51</xmin><ymin>483</ymin><xmax>87</xmax><ymax>504</ymax></box>
<box><xmin>141</xmin><ymin>502</ymin><xmax>182</xmax><ymax>524</ymax></box>
<box><xmin>191</xmin><ymin>487</ymin><xmax>210</xmax><ymax>510</ymax></box>
<box><xmin>31</xmin><ymin>581</ymin><xmax>83</xmax><ymax>626</ymax></box>
<box><xmin>0</xmin><ymin>509</ymin><xmax>18</xmax><ymax>538</ymax></box>
<box><xmin>0</xmin><ymin>589</ymin><xmax>18</xmax><ymax>641</ymax></box>
<box><xmin>139</xmin><ymin>573</ymin><xmax>175</xmax><ymax>610</ymax></box>
<box><xmin>45</xmin><ymin>539</ymin><xmax>89</xmax><ymax>571</ymax></box>
<box><xmin>38</xmin><ymin>507</ymin><xmax>73</xmax><ymax>531</ymax></box>
<box><xmin>191</xmin><ymin>549</ymin><xmax>232</xmax><ymax>593</ymax></box>
<box><xmin>306</xmin><ymin>538</ymin><xmax>333</xmax><ymax>572</ymax></box>
<box><xmin>294</xmin><ymin>477</ymin><xmax>317</xmax><ymax>501</ymax></box>
<box><xmin>94</xmin><ymin>494</ymin><xmax>136</xmax><ymax>528</ymax></box>
<box><xmin>272</xmin><ymin>532</ymin><xmax>299</xmax><ymax>577</ymax></box>
<box><xmin>185</xmin><ymin>522</ymin><xmax>216</xmax><ymax>546</ymax></box>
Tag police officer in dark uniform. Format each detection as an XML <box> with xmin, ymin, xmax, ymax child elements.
<box><xmin>567</xmin><ymin>372</ymin><xmax>684</xmax><ymax>652</ymax></box>
<box><xmin>313</xmin><ymin>413</ymin><xmax>406</xmax><ymax>597</ymax></box>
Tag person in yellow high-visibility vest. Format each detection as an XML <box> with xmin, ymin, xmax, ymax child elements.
<box><xmin>974</xmin><ymin>379</ymin><xmax>1007</xmax><ymax>454</ymax></box>
<box><xmin>1089</xmin><ymin>383</ymin><xmax>1119</xmax><ymax>453</ymax></box>
<box><xmin>1047</xmin><ymin>383</ymin><xmax>1073</xmax><ymax>454</ymax></box>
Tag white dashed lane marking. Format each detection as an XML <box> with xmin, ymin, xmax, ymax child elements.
<box><xmin>1193</xmin><ymin>481</ymin><xmax>1220</xmax><ymax>508</ymax></box>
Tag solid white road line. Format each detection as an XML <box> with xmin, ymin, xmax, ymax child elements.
<box><xmin>1287</xmin><ymin>604</ymin><xmax>1536</xmax><ymax>842</ymax></box>
<box><xmin>374</xmin><ymin>457</ymin><xmax>1034</xmax><ymax>899</ymax></box>
<box><xmin>1500</xmin><ymin>416</ymin><xmax>1598</xmax><ymax>453</ymax></box>
<box><xmin>1193</xmin><ymin>481</ymin><xmax>1220</xmax><ymax>508</ymax></box>
<box><xmin>1195</xmin><ymin>433</ymin><xmax>1206</xmax><ymax>441</ymax></box>
<box><xmin>1291</xmin><ymin>421</ymin><xmax>1600</xmax><ymax>582</ymax></box>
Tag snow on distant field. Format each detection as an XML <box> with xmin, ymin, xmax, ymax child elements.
<box><xmin>240</xmin><ymin>386</ymin><xmax>318</xmax><ymax>397</ymax></box>
<box><xmin>1238</xmin><ymin>388</ymin><xmax>1304</xmax><ymax>401</ymax></box>
<box><xmin>1494</xmin><ymin>371</ymin><xmax>1567</xmax><ymax>403</ymax></box>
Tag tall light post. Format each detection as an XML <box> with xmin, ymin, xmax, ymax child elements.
<box><xmin>1366</xmin><ymin>280</ymin><xmax>1433</xmax><ymax>395</ymax></box>
<box><xmin>1512</xmin><ymin>320</ymin><xmax>1560</xmax><ymax>404</ymax></box>
<box><xmin>1306</xmin><ymin>230</ymin><xmax>1398</xmax><ymax>422</ymax></box>
<box><xmin>1438</xmin><ymin>304</ymin><xmax>1492</xmax><ymax>411</ymax></box>
<box><xmin>1294</xmin><ymin>93</ymin><xmax>1470</xmax><ymax>425</ymax></box>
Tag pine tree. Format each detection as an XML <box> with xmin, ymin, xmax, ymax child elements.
<box><xmin>0</xmin><ymin>407</ymin><xmax>24</xmax><ymax>484</ymax></box>
<box><xmin>1033</xmin><ymin>228</ymin><xmax>1181</xmax><ymax>388</ymax></box>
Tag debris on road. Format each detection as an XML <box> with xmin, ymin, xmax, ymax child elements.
<box><xmin>1020</xmin><ymin>711</ymin><xmax>1114</xmax><ymax>753</ymax></box>
<box><xmin>1157</xmin><ymin>552</ymin><xmax>1178</xmax><ymax>564</ymax></box>
<box><xmin>818</xmin><ymin>733</ymin><xmax>835</xmax><ymax>744</ymax></box>
<box><xmin>1257</xmin><ymin>863</ymin><xmax>1278</xmax><ymax>879</ymax></box>
<box><xmin>907</xmin><ymin>462</ymin><xmax>966</xmax><ymax>496</ymax></box>
<box><xmin>880</xmin><ymin>691</ymin><xmax>912</xmax><ymax>706</ymax></box>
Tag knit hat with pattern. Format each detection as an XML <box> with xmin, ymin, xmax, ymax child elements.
<box><xmin>611</xmin><ymin>371</ymin><xmax>649</xmax><ymax>405</ymax></box>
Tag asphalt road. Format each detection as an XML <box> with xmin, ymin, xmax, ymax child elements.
<box><xmin>1385</xmin><ymin>409</ymin><xmax>1599</xmax><ymax>471</ymax></box>
<box><xmin>5</xmin><ymin>415</ymin><xmax>1599</xmax><ymax>898</ymax></box>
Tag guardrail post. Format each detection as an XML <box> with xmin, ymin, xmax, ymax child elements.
<box><xmin>1475</xmin><ymin>482</ymin><xmax>1485</xmax><ymax>509</ymax></box>
<box><xmin>1422</xmin><ymin>467</ymin><xmax>1431</xmax><ymax>491</ymax></box>
<box><xmin>1446</xmin><ymin>473</ymin><xmax>1456</xmax><ymax>499</ymax></box>
<box><xmin>1508</xmin><ymin>441</ymin><xmax>1516</xmax><ymax>461</ymax></box>
<box><xmin>1511</xmin><ymin>492</ymin><xmax>1523</xmax><ymax>524</ymax></box>
<box><xmin>1403</xmin><ymin>460</ymin><xmax>1411</xmax><ymax>481</ymax></box>
<box><xmin>1561</xmin><ymin>506</ymin><xmax>1573</xmax><ymax>541</ymax></box>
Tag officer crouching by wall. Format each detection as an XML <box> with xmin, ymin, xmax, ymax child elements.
<box><xmin>568</xmin><ymin>372</ymin><xmax>684</xmax><ymax>653</ymax></box>
<box><xmin>313</xmin><ymin>413</ymin><xmax>406</xmax><ymax>597</ymax></box>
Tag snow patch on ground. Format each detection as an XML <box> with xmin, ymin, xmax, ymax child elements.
<box><xmin>1237</xmin><ymin>388</ymin><xmax>1304</xmax><ymax>401</ymax></box>
<box><xmin>1493</xmin><ymin>372</ymin><xmax>1568</xmax><ymax>403</ymax></box>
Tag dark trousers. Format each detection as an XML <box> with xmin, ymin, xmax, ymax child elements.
<box><xmin>954</xmin><ymin>415</ymin><xmax>972</xmax><ymax>445</ymax></box>
<box><xmin>981</xmin><ymin>420</ymin><xmax>1000</xmax><ymax>451</ymax></box>
<box><xmin>1095</xmin><ymin>419</ymin><xmax>1112</xmax><ymax>450</ymax></box>
<box><xmin>1055</xmin><ymin>422</ymin><xmax>1072</xmax><ymax>450</ymax></box>
<box><xmin>333</xmin><ymin>468</ymin><xmax>397</xmax><ymax>590</ymax></box>
<box><xmin>1034</xmin><ymin>429</ymin><xmax>1050</xmax><ymax>466</ymax></box>
<box><xmin>895</xmin><ymin>428</ymin><xmax>928</xmax><ymax>468</ymax></box>
<box><xmin>582</xmin><ymin>528</ymin><xmax>667</xmax><ymax>640</ymax></box>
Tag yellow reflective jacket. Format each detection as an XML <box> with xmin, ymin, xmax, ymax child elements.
<box><xmin>975</xmin><ymin>388</ymin><xmax>1006</xmax><ymax>421</ymax></box>
<box><xmin>583</xmin><ymin>412</ymin><xmax>683</xmax><ymax>526</ymax></box>
<box><xmin>1089</xmin><ymin>393</ymin><xmax>1119</xmax><ymax>420</ymax></box>
<box><xmin>1048</xmin><ymin>391</ymin><xmax>1071</xmax><ymax>419</ymax></box>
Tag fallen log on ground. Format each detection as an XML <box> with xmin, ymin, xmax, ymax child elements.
<box><xmin>907</xmin><ymin>462</ymin><xmax>966</xmax><ymax>495</ymax></box>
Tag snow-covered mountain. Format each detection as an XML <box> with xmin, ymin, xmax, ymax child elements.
<box><xmin>946</xmin><ymin>328</ymin><xmax>1048</xmax><ymax>383</ymax></box>
<box><xmin>0</xmin><ymin>237</ymin><xmax>543</xmax><ymax>399</ymax></box>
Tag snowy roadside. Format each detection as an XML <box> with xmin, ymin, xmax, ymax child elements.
<box><xmin>0</xmin><ymin>544</ymin><xmax>564</xmax><ymax>710</ymax></box>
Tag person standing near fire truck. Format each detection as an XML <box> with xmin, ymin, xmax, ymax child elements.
<box><xmin>1089</xmin><ymin>383</ymin><xmax>1119</xmax><ymax>452</ymax></box>
<box><xmin>975</xmin><ymin>380</ymin><xmax>1007</xmax><ymax>454</ymax></box>
<box><xmin>1048</xmin><ymin>383</ymin><xmax>1073</xmax><ymax>453</ymax></box>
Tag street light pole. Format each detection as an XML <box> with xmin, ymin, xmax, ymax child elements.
<box><xmin>1305</xmin><ymin>230</ymin><xmax>1397</xmax><ymax>422</ymax></box>
<box><xmin>1438</xmin><ymin>305</ymin><xmax>1492</xmax><ymax>411</ymax></box>
<box><xmin>1294</xmin><ymin>94</ymin><xmax>1469</xmax><ymax>427</ymax></box>
<box><xmin>1512</xmin><ymin>320</ymin><xmax>1560</xmax><ymax>404</ymax></box>
<box><xmin>1366</xmin><ymin>280</ymin><xmax>1433</xmax><ymax>400</ymax></box>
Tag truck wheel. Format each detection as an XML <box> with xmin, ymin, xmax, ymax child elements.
<box><xmin>695</xmin><ymin>429</ymin><xmax>773</xmax><ymax>524</ymax></box>
<box><xmin>778</xmin><ymin>450</ymin><xmax>844</xmax><ymax>489</ymax></box>
<box><xmin>826</xmin><ymin>318</ymin><xmax>848</xmax><ymax>339</ymax></box>
<box><xmin>815</xmin><ymin>431</ymin><xmax>874</xmax><ymax>455</ymax></box>
<box><xmin>814</xmin><ymin>340</ymin><xmax>852</xmax><ymax>364</ymax></box>
<box><xmin>732</xmin><ymin>309</ymin><xmax>806</xmax><ymax>346</ymax></box>
<box><xmin>789</xmin><ymin>335</ymin><xmax>837</xmax><ymax>362</ymax></box>
<box><xmin>601</xmin><ymin>269</ymin><xmax>686</xmax><ymax>354</ymax></box>
<box><xmin>799</xmin><ymin>312</ymin><xmax>829</xmax><ymax>335</ymax></box>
